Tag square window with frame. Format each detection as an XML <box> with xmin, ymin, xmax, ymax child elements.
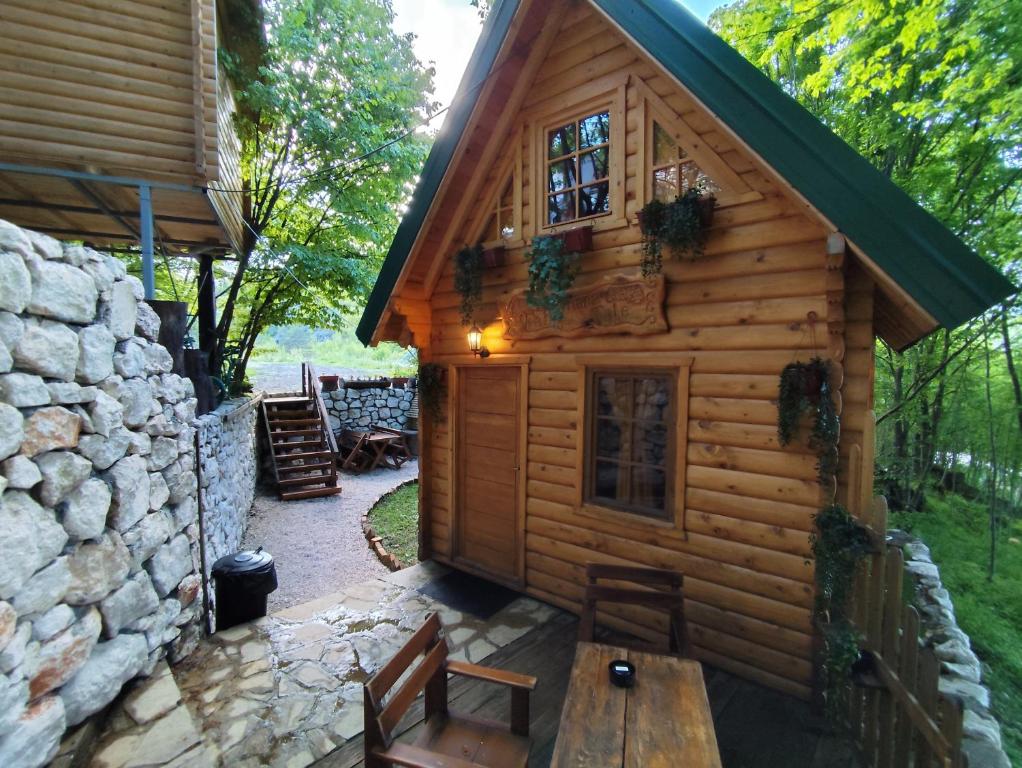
<box><xmin>584</xmin><ymin>368</ymin><xmax>677</xmax><ymax>521</ymax></box>
<box><xmin>545</xmin><ymin>110</ymin><xmax>612</xmax><ymax>226</ymax></box>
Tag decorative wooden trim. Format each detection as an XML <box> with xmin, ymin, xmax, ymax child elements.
<box><xmin>502</xmin><ymin>273</ymin><xmax>667</xmax><ymax>340</ymax></box>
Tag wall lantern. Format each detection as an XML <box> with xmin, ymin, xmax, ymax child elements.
<box><xmin>467</xmin><ymin>323</ymin><xmax>490</xmax><ymax>358</ymax></box>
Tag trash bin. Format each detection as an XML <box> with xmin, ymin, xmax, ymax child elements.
<box><xmin>211</xmin><ymin>547</ymin><xmax>278</xmax><ymax>631</ymax></box>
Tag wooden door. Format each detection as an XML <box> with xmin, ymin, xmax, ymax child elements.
<box><xmin>454</xmin><ymin>365</ymin><xmax>522</xmax><ymax>584</ymax></box>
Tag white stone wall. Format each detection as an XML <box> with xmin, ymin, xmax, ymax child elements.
<box><xmin>196</xmin><ymin>396</ymin><xmax>259</xmax><ymax>592</ymax></box>
<box><xmin>888</xmin><ymin>531</ymin><xmax>1011</xmax><ymax>768</ymax></box>
<box><xmin>0</xmin><ymin>220</ymin><xmax>202</xmax><ymax>768</ymax></box>
<box><xmin>324</xmin><ymin>385</ymin><xmax>415</xmax><ymax>432</ymax></box>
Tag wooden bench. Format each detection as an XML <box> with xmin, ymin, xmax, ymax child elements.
<box><xmin>364</xmin><ymin>613</ymin><xmax>538</xmax><ymax>768</ymax></box>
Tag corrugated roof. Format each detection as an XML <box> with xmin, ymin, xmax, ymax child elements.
<box><xmin>357</xmin><ymin>0</ymin><xmax>1013</xmax><ymax>346</ymax></box>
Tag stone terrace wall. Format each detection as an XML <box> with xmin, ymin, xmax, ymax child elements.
<box><xmin>324</xmin><ymin>384</ymin><xmax>416</xmax><ymax>433</ymax></box>
<box><xmin>196</xmin><ymin>395</ymin><xmax>260</xmax><ymax>609</ymax></box>
<box><xmin>0</xmin><ymin>220</ymin><xmax>202</xmax><ymax>768</ymax></box>
<box><xmin>888</xmin><ymin>531</ymin><xmax>1011</xmax><ymax>768</ymax></box>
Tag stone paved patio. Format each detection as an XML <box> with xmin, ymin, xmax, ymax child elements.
<box><xmin>87</xmin><ymin>562</ymin><xmax>560</xmax><ymax>767</ymax></box>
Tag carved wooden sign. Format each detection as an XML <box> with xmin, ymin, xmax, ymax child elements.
<box><xmin>501</xmin><ymin>274</ymin><xmax>667</xmax><ymax>340</ymax></box>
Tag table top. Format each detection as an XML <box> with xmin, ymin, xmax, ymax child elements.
<box><xmin>550</xmin><ymin>641</ymin><xmax>722</xmax><ymax>768</ymax></box>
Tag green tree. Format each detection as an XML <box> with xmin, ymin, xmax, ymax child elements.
<box><xmin>216</xmin><ymin>0</ymin><xmax>436</xmax><ymax>392</ymax></box>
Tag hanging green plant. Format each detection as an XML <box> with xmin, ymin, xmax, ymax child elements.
<box><xmin>453</xmin><ymin>244</ymin><xmax>484</xmax><ymax>325</ymax></box>
<box><xmin>811</xmin><ymin>504</ymin><xmax>875</xmax><ymax>716</ymax></box>
<box><xmin>778</xmin><ymin>357</ymin><xmax>839</xmax><ymax>483</ymax></box>
<box><xmin>525</xmin><ymin>234</ymin><xmax>581</xmax><ymax>323</ymax></box>
<box><xmin>417</xmin><ymin>362</ymin><xmax>446</xmax><ymax>422</ymax></box>
<box><xmin>637</xmin><ymin>188</ymin><xmax>716</xmax><ymax>275</ymax></box>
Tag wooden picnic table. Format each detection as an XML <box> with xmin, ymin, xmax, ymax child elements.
<box><xmin>550</xmin><ymin>641</ymin><xmax>722</xmax><ymax>768</ymax></box>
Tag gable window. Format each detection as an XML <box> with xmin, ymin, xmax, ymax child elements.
<box><xmin>546</xmin><ymin>111</ymin><xmax>611</xmax><ymax>225</ymax></box>
<box><xmin>483</xmin><ymin>176</ymin><xmax>516</xmax><ymax>242</ymax></box>
<box><xmin>585</xmin><ymin>369</ymin><xmax>676</xmax><ymax>520</ymax></box>
<box><xmin>650</xmin><ymin>120</ymin><xmax>720</xmax><ymax>202</ymax></box>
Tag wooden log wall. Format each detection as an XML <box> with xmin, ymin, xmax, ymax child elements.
<box><xmin>404</xmin><ymin>2</ymin><xmax>883</xmax><ymax>698</ymax></box>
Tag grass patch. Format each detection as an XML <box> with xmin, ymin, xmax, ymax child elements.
<box><xmin>890</xmin><ymin>493</ymin><xmax>1021</xmax><ymax>763</ymax></box>
<box><xmin>369</xmin><ymin>482</ymin><xmax>420</xmax><ymax>567</ymax></box>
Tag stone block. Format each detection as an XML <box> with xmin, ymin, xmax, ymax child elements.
<box><xmin>105</xmin><ymin>281</ymin><xmax>138</xmax><ymax>342</ymax></box>
<box><xmin>0</xmin><ymin>601</ymin><xmax>14</xmax><ymax>652</ymax></box>
<box><xmin>28</xmin><ymin>231</ymin><xmax>62</xmax><ymax>261</ymax></box>
<box><xmin>104</xmin><ymin>379</ymin><xmax>151</xmax><ymax>430</ymax></box>
<box><xmin>59</xmin><ymin>632</ymin><xmax>147</xmax><ymax>726</ymax></box>
<box><xmin>143</xmin><ymin>344</ymin><xmax>173</xmax><ymax>375</ymax></box>
<box><xmin>25</xmin><ymin>608</ymin><xmax>101</xmax><ymax>699</ymax></box>
<box><xmin>26</xmin><ymin>259</ymin><xmax>97</xmax><ymax>325</ymax></box>
<box><xmin>0</xmin><ymin>694</ymin><xmax>65</xmax><ymax>768</ymax></box>
<box><xmin>146</xmin><ymin>437</ymin><xmax>178</xmax><ymax>471</ymax></box>
<box><xmin>46</xmin><ymin>383</ymin><xmax>96</xmax><ymax>405</ymax></box>
<box><xmin>20</xmin><ymin>407</ymin><xmax>81</xmax><ymax>458</ymax></box>
<box><xmin>122</xmin><ymin>511</ymin><xmax>173</xmax><ymax>567</ymax></box>
<box><xmin>99</xmin><ymin>571</ymin><xmax>159</xmax><ymax>638</ymax></box>
<box><xmin>0</xmin><ymin>621</ymin><xmax>30</xmax><ymax>673</ymax></box>
<box><xmin>0</xmin><ymin>675</ymin><xmax>28</xmax><ymax>740</ymax></box>
<box><xmin>149</xmin><ymin>472</ymin><xmax>170</xmax><ymax>510</ymax></box>
<box><xmin>60</xmin><ymin>478</ymin><xmax>112</xmax><ymax>540</ymax></box>
<box><xmin>128</xmin><ymin>431</ymin><xmax>152</xmax><ymax>457</ymax></box>
<box><xmin>0</xmin><ymin>373</ymin><xmax>49</xmax><ymax>409</ymax></box>
<box><xmin>78</xmin><ymin>429</ymin><xmax>131</xmax><ymax>471</ymax></box>
<box><xmin>34</xmin><ymin>451</ymin><xmax>92</xmax><ymax>506</ymax></box>
<box><xmin>88</xmin><ymin>391</ymin><xmax>124</xmax><ymax>438</ymax></box>
<box><xmin>0</xmin><ymin>403</ymin><xmax>23</xmax><ymax>461</ymax></box>
<box><xmin>0</xmin><ymin>250</ymin><xmax>31</xmax><ymax>315</ymax></box>
<box><xmin>134</xmin><ymin>302</ymin><xmax>160</xmax><ymax>342</ymax></box>
<box><xmin>65</xmin><ymin>532</ymin><xmax>132</xmax><ymax>605</ymax></box>
<box><xmin>12</xmin><ymin>557</ymin><xmax>70</xmax><ymax>616</ymax></box>
<box><xmin>2</xmin><ymin>455</ymin><xmax>41</xmax><ymax>490</ymax></box>
<box><xmin>113</xmin><ymin>343</ymin><xmax>145</xmax><ymax>379</ymax></box>
<box><xmin>106</xmin><ymin>454</ymin><xmax>151</xmax><ymax>531</ymax></box>
<box><xmin>145</xmin><ymin>535</ymin><xmax>192</xmax><ymax>598</ymax></box>
<box><xmin>124</xmin><ymin>662</ymin><xmax>180</xmax><ymax>726</ymax></box>
<box><xmin>31</xmin><ymin>605</ymin><xmax>74</xmax><ymax>642</ymax></box>
<box><xmin>0</xmin><ymin>491</ymin><xmax>68</xmax><ymax>600</ymax></box>
<box><xmin>76</xmin><ymin>325</ymin><xmax>115</xmax><ymax>384</ymax></box>
<box><xmin>13</xmin><ymin>318</ymin><xmax>79</xmax><ymax>381</ymax></box>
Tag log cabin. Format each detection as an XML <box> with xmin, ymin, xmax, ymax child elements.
<box><xmin>357</xmin><ymin>0</ymin><xmax>1012</xmax><ymax>699</ymax></box>
<box><xmin>0</xmin><ymin>0</ymin><xmax>259</xmax><ymax>283</ymax></box>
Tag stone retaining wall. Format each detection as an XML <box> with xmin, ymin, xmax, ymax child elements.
<box><xmin>888</xmin><ymin>530</ymin><xmax>1011</xmax><ymax>768</ymax></box>
<box><xmin>0</xmin><ymin>219</ymin><xmax>202</xmax><ymax>768</ymax></box>
<box><xmin>323</xmin><ymin>384</ymin><xmax>416</xmax><ymax>433</ymax></box>
<box><xmin>195</xmin><ymin>395</ymin><xmax>260</xmax><ymax>624</ymax></box>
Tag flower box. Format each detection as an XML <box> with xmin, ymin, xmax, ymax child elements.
<box><xmin>555</xmin><ymin>224</ymin><xmax>593</xmax><ymax>253</ymax></box>
<box><xmin>481</xmin><ymin>246</ymin><xmax>507</xmax><ymax>268</ymax></box>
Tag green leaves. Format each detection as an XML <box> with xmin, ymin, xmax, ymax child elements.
<box><xmin>525</xmin><ymin>235</ymin><xmax>581</xmax><ymax>323</ymax></box>
<box><xmin>454</xmin><ymin>245</ymin><xmax>484</xmax><ymax>325</ymax></box>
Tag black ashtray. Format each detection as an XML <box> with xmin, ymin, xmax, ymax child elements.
<box><xmin>608</xmin><ymin>659</ymin><xmax>635</xmax><ymax>688</ymax></box>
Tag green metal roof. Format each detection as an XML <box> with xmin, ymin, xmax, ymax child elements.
<box><xmin>357</xmin><ymin>0</ymin><xmax>1013</xmax><ymax>346</ymax></box>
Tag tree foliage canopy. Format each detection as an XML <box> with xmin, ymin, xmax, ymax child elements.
<box><xmin>215</xmin><ymin>0</ymin><xmax>436</xmax><ymax>390</ymax></box>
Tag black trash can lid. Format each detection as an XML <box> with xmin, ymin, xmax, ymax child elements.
<box><xmin>212</xmin><ymin>547</ymin><xmax>273</xmax><ymax>575</ymax></box>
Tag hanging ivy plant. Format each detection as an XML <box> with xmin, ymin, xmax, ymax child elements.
<box><xmin>525</xmin><ymin>234</ymin><xmax>581</xmax><ymax>323</ymax></box>
<box><xmin>417</xmin><ymin>363</ymin><xmax>446</xmax><ymax>422</ymax></box>
<box><xmin>811</xmin><ymin>504</ymin><xmax>875</xmax><ymax>716</ymax></box>
<box><xmin>637</xmin><ymin>188</ymin><xmax>716</xmax><ymax>275</ymax></box>
<box><xmin>453</xmin><ymin>244</ymin><xmax>484</xmax><ymax>325</ymax></box>
<box><xmin>778</xmin><ymin>357</ymin><xmax>840</xmax><ymax>483</ymax></box>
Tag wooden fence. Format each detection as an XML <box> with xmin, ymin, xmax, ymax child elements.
<box><xmin>846</xmin><ymin>492</ymin><xmax>968</xmax><ymax>768</ymax></box>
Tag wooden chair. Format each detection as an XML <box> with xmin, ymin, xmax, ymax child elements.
<box><xmin>577</xmin><ymin>563</ymin><xmax>692</xmax><ymax>657</ymax></box>
<box><xmin>336</xmin><ymin>429</ymin><xmax>373</xmax><ymax>474</ymax></box>
<box><xmin>364</xmin><ymin>613</ymin><xmax>537</xmax><ymax>768</ymax></box>
<box><xmin>370</xmin><ymin>424</ymin><xmax>413</xmax><ymax>468</ymax></box>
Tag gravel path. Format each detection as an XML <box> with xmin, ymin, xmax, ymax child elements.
<box><xmin>241</xmin><ymin>460</ymin><xmax>419</xmax><ymax>611</ymax></box>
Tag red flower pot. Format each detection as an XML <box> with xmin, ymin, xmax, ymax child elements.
<box><xmin>557</xmin><ymin>225</ymin><xmax>594</xmax><ymax>253</ymax></box>
<box><xmin>481</xmin><ymin>246</ymin><xmax>507</xmax><ymax>268</ymax></box>
<box><xmin>697</xmin><ymin>196</ymin><xmax>717</xmax><ymax>228</ymax></box>
<box><xmin>319</xmin><ymin>375</ymin><xmax>340</xmax><ymax>392</ymax></box>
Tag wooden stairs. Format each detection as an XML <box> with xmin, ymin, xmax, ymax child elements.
<box><xmin>262</xmin><ymin>364</ymin><xmax>341</xmax><ymax>501</ymax></box>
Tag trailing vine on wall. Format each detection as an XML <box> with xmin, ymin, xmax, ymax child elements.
<box><xmin>525</xmin><ymin>234</ymin><xmax>581</xmax><ymax>323</ymax></box>
<box><xmin>811</xmin><ymin>504</ymin><xmax>874</xmax><ymax>716</ymax></box>
<box><xmin>637</xmin><ymin>189</ymin><xmax>716</xmax><ymax>276</ymax></box>
<box><xmin>778</xmin><ymin>357</ymin><xmax>840</xmax><ymax>483</ymax></box>
<box><xmin>417</xmin><ymin>363</ymin><xmax>446</xmax><ymax>422</ymax></box>
<box><xmin>453</xmin><ymin>244</ymin><xmax>484</xmax><ymax>325</ymax></box>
